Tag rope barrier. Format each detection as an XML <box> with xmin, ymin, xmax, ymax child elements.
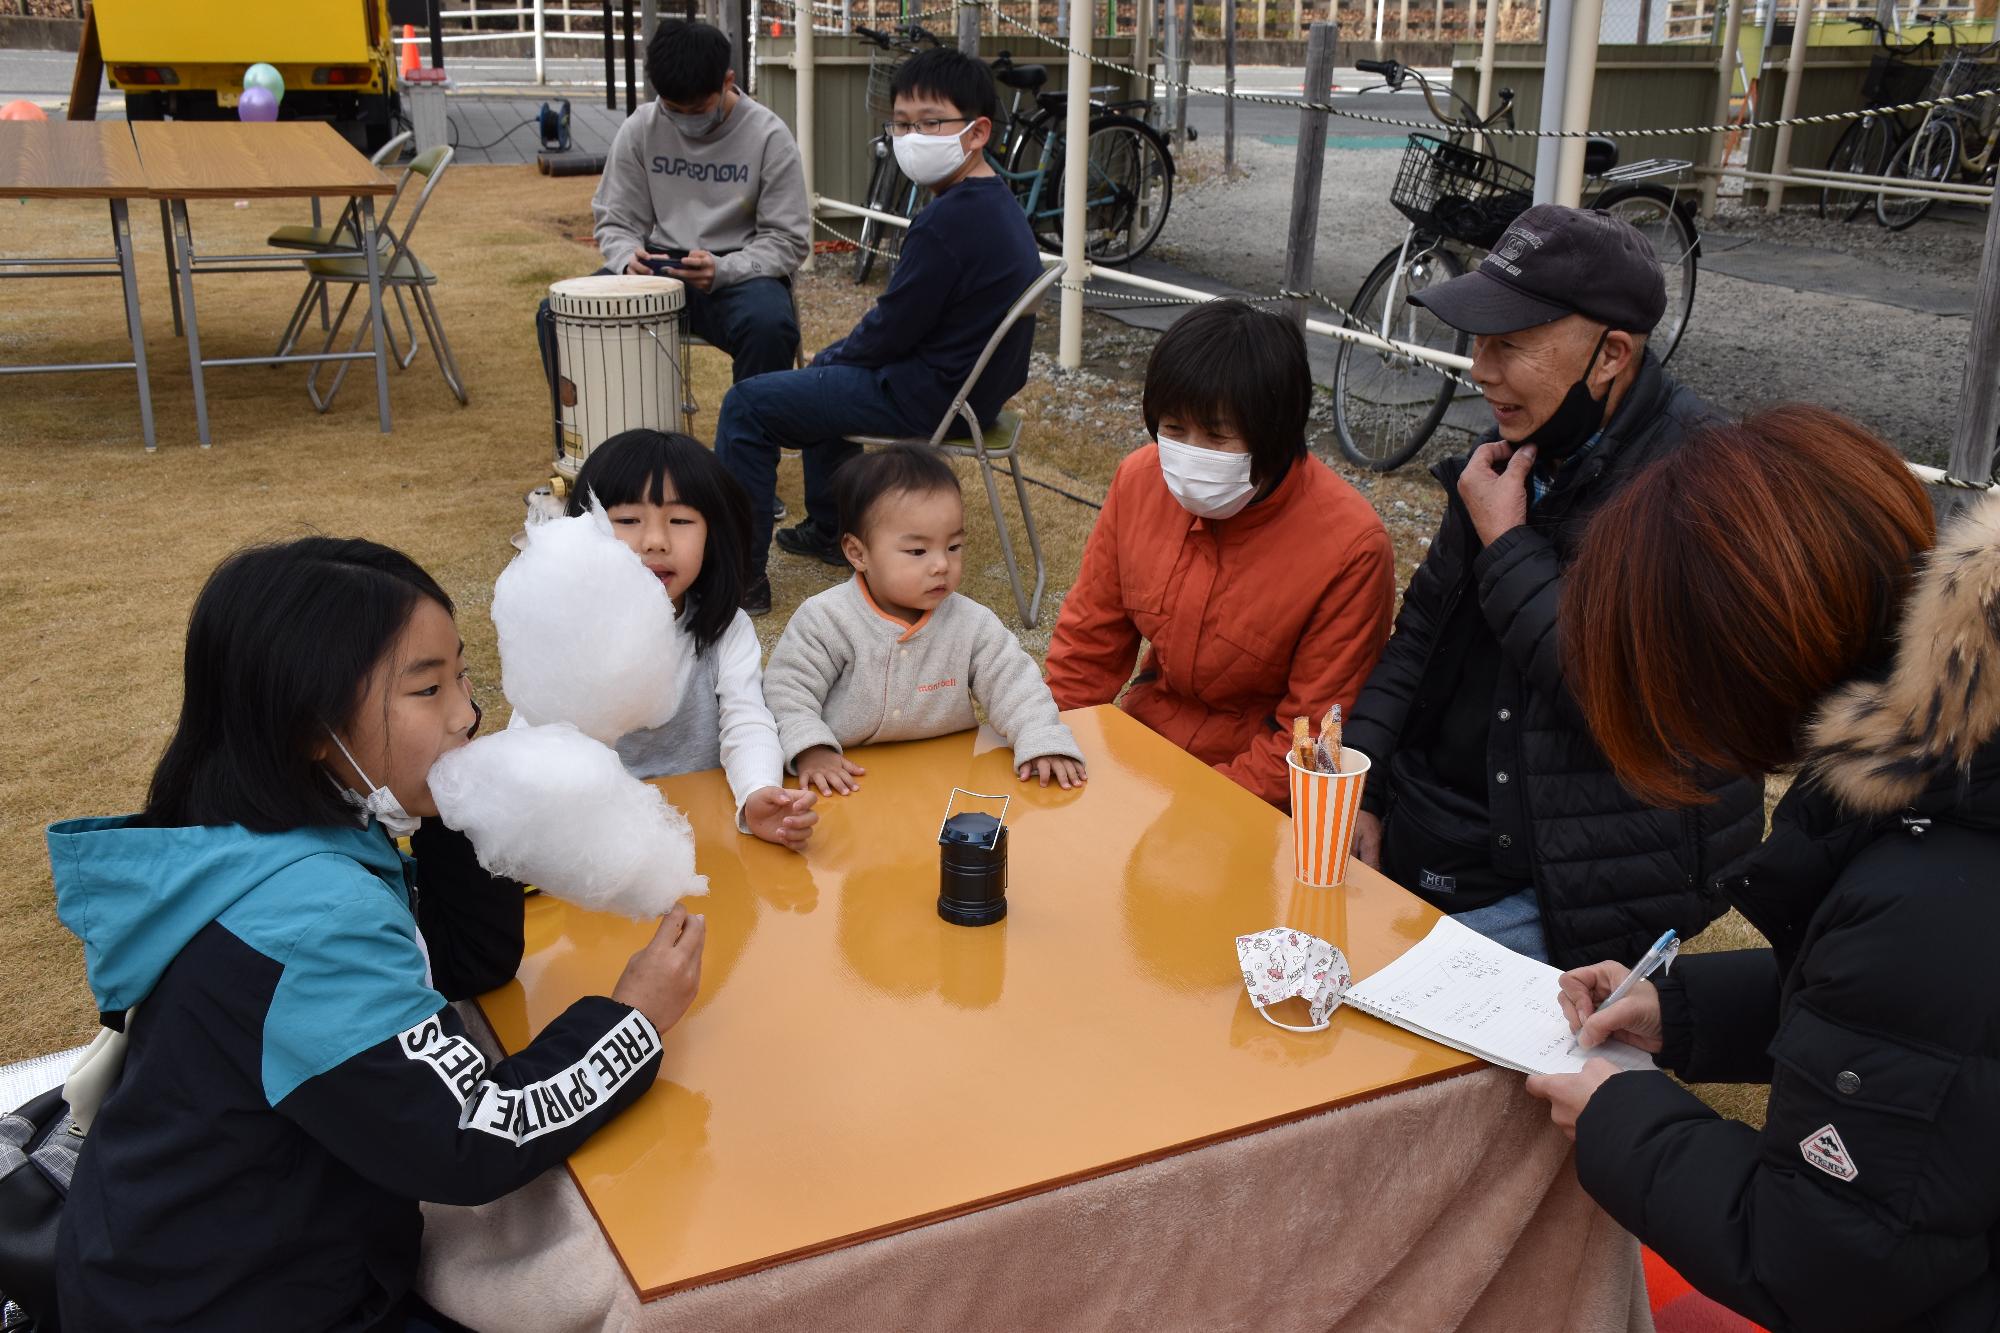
<box><xmin>973</xmin><ymin>0</ymin><xmax>2000</xmax><ymax>140</ymax></box>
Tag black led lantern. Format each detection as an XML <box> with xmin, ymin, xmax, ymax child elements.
<box><xmin>937</xmin><ymin>792</ymin><xmax>1009</xmax><ymax>927</ymax></box>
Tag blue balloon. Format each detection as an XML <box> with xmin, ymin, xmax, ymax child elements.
<box><xmin>243</xmin><ymin>62</ymin><xmax>285</xmax><ymax>102</ymax></box>
<box><xmin>237</xmin><ymin>85</ymin><xmax>279</xmax><ymax>122</ymax></box>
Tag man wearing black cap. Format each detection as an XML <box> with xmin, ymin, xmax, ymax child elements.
<box><xmin>1344</xmin><ymin>205</ymin><xmax>1762</xmax><ymax>969</ymax></box>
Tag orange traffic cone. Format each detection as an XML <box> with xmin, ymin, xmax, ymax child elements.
<box><xmin>400</xmin><ymin>24</ymin><xmax>419</xmax><ymax>76</ymax></box>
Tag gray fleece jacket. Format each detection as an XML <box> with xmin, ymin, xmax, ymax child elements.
<box><xmin>591</xmin><ymin>96</ymin><xmax>809</xmax><ymax>289</ymax></box>
<box><xmin>764</xmin><ymin>578</ymin><xmax>1082</xmax><ymax>768</ymax></box>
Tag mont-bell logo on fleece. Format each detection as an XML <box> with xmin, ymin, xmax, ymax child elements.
<box><xmin>1799</xmin><ymin>1123</ymin><xmax>1858</xmax><ymax>1182</ymax></box>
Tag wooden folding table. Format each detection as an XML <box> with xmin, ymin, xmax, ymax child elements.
<box><xmin>0</xmin><ymin>122</ymin><xmax>156</xmax><ymax>449</ymax></box>
<box><xmin>132</xmin><ymin>121</ymin><xmax>395</xmax><ymax>446</ymax></box>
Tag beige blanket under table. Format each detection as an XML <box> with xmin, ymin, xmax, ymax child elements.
<box><xmin>418</xmin><ymin>1061</ymin><xmax>1650</xmax><ymax>1332</ymax></box>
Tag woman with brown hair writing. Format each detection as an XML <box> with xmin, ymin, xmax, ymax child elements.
<box><xmin>1524</xmin><ymin>405</ymin><xmax>2000</xmax><ymax>1330</ymax></box>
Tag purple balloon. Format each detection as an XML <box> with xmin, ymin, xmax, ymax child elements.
<box><xmin>238</xmin><ymin>86</ymin><xmax>279</xmax><ymax>122</ymax></box>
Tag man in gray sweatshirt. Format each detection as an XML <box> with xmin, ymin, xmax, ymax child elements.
<box><xmin>537</xmin><ymin>22</ymin><xmax>809</xmax><ymax>410</ymax></box>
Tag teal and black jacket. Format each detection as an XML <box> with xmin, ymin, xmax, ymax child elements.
<box><xmin>47</xmin><ymin>816</ymin><xmax>661</xmax><ymax>1331</ymax></box>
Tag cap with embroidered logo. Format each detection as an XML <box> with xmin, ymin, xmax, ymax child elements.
<box><xmin>1408</xmin><ymin>204</ymin><xmax>1668</xmax><ymax>336</ymax></box>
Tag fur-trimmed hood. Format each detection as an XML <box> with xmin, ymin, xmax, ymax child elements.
<box><xmin>1806</xmin><ymin>492</ymin><xmax>2000</xmax><ymax>816</ymax></box>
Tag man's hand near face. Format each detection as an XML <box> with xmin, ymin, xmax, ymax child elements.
<box><xmin>1457</xmin><ymin>439</ymin><xmax>1537</xmax><ymax>548</ymax></box>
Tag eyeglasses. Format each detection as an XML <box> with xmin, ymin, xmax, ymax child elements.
<box><xmin>883</xmin><ymin>117</ymin><xmax>971</xmax><ymax>137</ymax></box>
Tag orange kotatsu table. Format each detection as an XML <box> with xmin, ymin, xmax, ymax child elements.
<box><xmin>431</xmin><ymin>707</ymin><xmax>1647</xmax><ymax>1329</ymax></box>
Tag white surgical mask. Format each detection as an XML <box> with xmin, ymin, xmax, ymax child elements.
<box><xmin>327</xmin><ymin>730</ymin><xmax>422</xmax><ymax>838</ymax></box>
<box><xmin>892</xmin><ymin>125</ymin><xmax>973</xmax><ymax>187</ymax></box>
<box><xmin>1157</xmin><ymin>434</ymin><xmax>1257</xmax><ymax>520</ymax></box>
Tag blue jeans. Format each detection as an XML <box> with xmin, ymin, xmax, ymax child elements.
<box><xmin>713</xmin><ymin>364</ymin><xmax>929</xmax><ymax>577</ymax></box>
<box><xmin>1453</xmin><ymin>887</ymin><xmax>1549</xmax><ymax>961</ymax></box>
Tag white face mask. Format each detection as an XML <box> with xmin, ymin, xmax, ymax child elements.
<box><xmin>1236</xmin><ymin>928</ymin><xmax>1352</xmax><ymax>1033</ymax></box>
<box><xmin>892</xmin><ymin>123</ymin><xmax>973</xmax><ymax>187</ymax></box>
<box><xmin>1156</xmin><ymin>434</ymin><xmax>1257</xmax><ymax>520</ymax></box>
<box><xmin>327</xmin><ymin>731</ymin><xmax>422</xmax><ymax>838</ymax></box>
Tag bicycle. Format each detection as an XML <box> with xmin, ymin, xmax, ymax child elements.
<box><xmin>1877</xmin><ymin>40</ymin><xmax>2000</xmax><ymax>231</ymax></box>
<box><xmin>1817</xmin><ymin>15</ymin><xmax>1941</xmax><ymax>221</ymax></box>
<box><xmin>852</xmin><ymin>22</ymin><xmax>941</xmax><ymax>284</ymax></box>
<box><xmin>1330</xmin><ymin>58</ymin><xmax>1701</xmax><ymax>473</ymax></box>
<box><xmin>984</xmin><ymin>50</ymin><xmax>1175</xmax><ymax>264</ymax></box>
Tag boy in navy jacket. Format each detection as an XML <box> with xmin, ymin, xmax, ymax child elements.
<box><xmin>712</xmin><ymin>46</ymin><xmax>1044</xmax><ymax>613</ymax></box>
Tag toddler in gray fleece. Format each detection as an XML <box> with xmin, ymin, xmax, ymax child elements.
<box><xmin>764</xmin><ymin>445</ymin><xmax>1087</xmax><ymax>794</ymax></box>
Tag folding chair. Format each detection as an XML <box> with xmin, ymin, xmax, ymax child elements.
<box><xmin>268</xmin><ymin>132</ymin><xmax>418</xmax><ymax>363</ymax></box>
<box><xmin>300</xmin><ymin>146</ymin><xmax>468</xmax><ymax>412</ymax></box>
<box><xmin>843</xmin><ymin>260</ymin><xmax>1064</xmax><ymax>628</ymax></box>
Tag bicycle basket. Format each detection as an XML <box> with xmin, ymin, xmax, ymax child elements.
<box><xmin>1922</xmin><ymin>50</ymin><xmax>2000</xmax><ymax>104</ymax></box>
<box><xmin>865</xmin><ymin>49</ymin><xmax>904</xmax><ymax>120</ymax></box>
<box><xmin>1390</xmin><ymin>135</ymin><xmax>1535</xmax><ymax>248</ymax></box>
<box><xmin>1861</xmin><ymin>51</ymin><xmax>1936</xmax><ymax>107</ymax></box>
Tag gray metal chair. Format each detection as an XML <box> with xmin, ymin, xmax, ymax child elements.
<box><xmin>268</xmin><ymin>132</ymin><xmax>417</xmax><ymax>360</ymax></box>
<box><xmin>300</xmin><ymin>146</ymin><xmax>467</xmax><ymax>412</ymax></box>
<box><xmin>843</xmin><ymin>260</ymin><xmax>1064</xmax><ymax>628</ymax></box>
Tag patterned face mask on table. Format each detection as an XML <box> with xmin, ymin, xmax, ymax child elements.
<box><xmin>1235</xmin><ymin>928</ymin><xmax>1352</xmax><ymax>1033</ymax></box>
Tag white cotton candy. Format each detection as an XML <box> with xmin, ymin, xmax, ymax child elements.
<box><xmin>429</xmin><ymin>723</ymin><xmax>706</xmax><ymax>920</ymax></box>
<box><xmin>492</xmin><ymin>506</ymin><xmax>687</xmax><ymax>746</ymax></box>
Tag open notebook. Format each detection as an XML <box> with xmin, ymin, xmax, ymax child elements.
<box><xmin>1344</xmin><ymin>916</ymin><xmax>1658</xmax><ymax>1076</ymax></box>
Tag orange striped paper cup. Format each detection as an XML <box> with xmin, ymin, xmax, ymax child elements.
<box><xmin>1287</xmin><ymin>747</ymin><xmax>1371</xmax><ymax>888</ymax></box>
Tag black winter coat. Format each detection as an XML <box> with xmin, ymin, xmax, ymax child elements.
<box><xmin>1346</xmin><ymin>352</ymin><xmax>1763</xmax><ymax>968</ymax></box>
<box><xmin>1576</xmin><ymin>495</ymin><xmax>2000</xmax><ymax>1333</ymax></box>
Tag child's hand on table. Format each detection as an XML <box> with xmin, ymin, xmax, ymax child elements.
<box><xmin>611</xmin><ymin>904</ymin><xmax>706</xmax><ymax>1033</ymax></box>
<box><xmin>795</xmin><ymin>746</ymin><xmax>866</xmax><ymax>795</ymax></box>
<box><xmin>745</xmin><ymin>786</ymin><xmax>819</xmax><ymax>851</ymax></box>
<box><xmin>1017</xmin><ymin>755</ymin><xmax>1087</xmax><ymax>789</ymax></box>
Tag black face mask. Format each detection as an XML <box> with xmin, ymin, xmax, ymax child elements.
<box><xmin>1528</xmin><ymin>328</ymin><xmax>1613</xmax><ymax>462</ymax></box>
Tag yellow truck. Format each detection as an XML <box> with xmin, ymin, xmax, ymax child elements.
<box><xmin>86</xmin><ymin>0</ymin><xmax>415</xmax><ymax>149</ymax></box>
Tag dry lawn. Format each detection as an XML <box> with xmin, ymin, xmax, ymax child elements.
<box><xmin>0</xmin><ymin>163</ymin><xmax>1766</xmax><ymax>1127</ymax></box>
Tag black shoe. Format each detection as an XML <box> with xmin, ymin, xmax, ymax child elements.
<box><xmin>740</xmin><ymin>575</ymin><xmax>772</xmax><ymax>617</ymax></box>
<box><xmin>772</xmin><ymin>497</ymin><xmax>788</xmax><ymax>521</ymax></box>
<box><xmin>774</xmin><ymin>521</ymin><xmax>846</xmax><ymax>567</ymax></box>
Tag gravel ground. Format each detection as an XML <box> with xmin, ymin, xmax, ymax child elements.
<box><xmin>1150</xmin><ymin>135</ymin><xmax>1987</xmax><ymax>469</ymax></box>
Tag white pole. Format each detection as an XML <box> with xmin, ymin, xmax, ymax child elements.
<box><xmin>1060</xmin><ymin>0</ymin><xmax>1092</xmax><ymax>368</ymax></box>
<box><xmin>1552</xmin><ymin>0</ymin><xmax>1603</xmax><ymax>205</ymax></box>
<box><xmin>534</xmin><ymin>0</ymin><xmax>548</xmax><ymax>83</ymax></box>
<box><xmin>1476</xmin><ymin>0</ymin><xmax>1500</xmax><ymax>123</ymax></box>
<box><xmin>1765</xmin><ymin>0</ymin><xmax>1814</xmax><ymax>214</ymax></box>
<box><xmin>798</xmin><ymin>0</ymin><xmax>816</xmax><ymax>272</ymax></box>
<box><xmin>1533</xmin><ymin>0</ymin><xmax>1573</xmax><ymax>203</ymax></box>
<box><xmin>1374</xmin><ymin>0</ymin><xmax>1385</xmax><ymax>41</ymax></box>
<box><xmin>1698</xmin><ymin>0</ymin><xmax>1745</xmax><ymax>218</ymax></box>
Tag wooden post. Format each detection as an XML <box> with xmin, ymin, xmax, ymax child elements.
<box><xmin>1635</xmin><ymin>0</ymin><xmax>1650</xmax><ymax>41</ymax></box>
<box><xmin>1172</xmin><ymin>0</ymin><xmax>1195</xmax><ymax>141</ymax></box>
<box><xmin>1766</xmin><ymin>0</ymin><xmax>1814</xmax><ymax>214</ymax></box>
<box><xmin>1225</xmin><ymin>0</ymin><xmax>1237</xmax><ymax>173</ymax></box>
<box><xmin>1947</xmin><ymin>187</ymin><xmax>2000</xmax><ymax>509</ymax></box>
<box><xmin>959</xmin><ymin>0</ymin><xmax>981</xmax><ymax>52</ymax></box>
<box><xmin>1283</xmin><ymin>22</ymin><xmax>1337</xmax><ymax>329</ymax></box>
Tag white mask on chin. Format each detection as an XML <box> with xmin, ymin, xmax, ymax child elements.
<box><xmin>327</xmin><ymin>730</ymin><xmax>422</xmax><ymax>837</ymax></box>
<box><xmin>1156</xmin><ymin>433</ymin><xmax>1257</xmax><ymax>520</ymax></box>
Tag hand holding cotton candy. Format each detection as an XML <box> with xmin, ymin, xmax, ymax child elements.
<box><xmin>493</xmin><ymin>507</ymin><xmax>688</xmax><ymax>745</ymax></box>
<box><xmin>429</xmin><ymin>723</ymin><xmax>706</xmax><ymax>919</ymax></box>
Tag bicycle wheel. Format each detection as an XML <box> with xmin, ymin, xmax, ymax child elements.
<box><xmin>1591</xmin><ymin>184</ymin><xmax>1699</xmax><ymax>365</ymax></box>
<box><xmin>1877</xmin><ymin>116</ymin><xmax>1958</xmax><ymax>230</ymax></box>
<box><xmin>1819</xmin><ymin>116</ymin><xmax>1898</xmax><ymax>222</ymax></box>
<box><xmin>1332</xmin><ymin>243</ymin><xmax>1469</xmax><ymax>473</ymax></box>
<box><xmin>855</xmin><ymin>147</ymin><xmax>892</xmax><ymax>284</ymax></box>
<box><xmin>1076</xmin><ymin>116</ymin><xmax>1174</xmax><ymax>264</ymax></box>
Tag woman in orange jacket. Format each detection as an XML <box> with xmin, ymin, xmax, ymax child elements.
<box><xmin>1044</xmin><ymin>301</ymin><xmax>1396</xmax><ymax>810</ymax></box>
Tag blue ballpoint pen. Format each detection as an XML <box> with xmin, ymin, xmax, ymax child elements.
<box><xmin>1568</xmin><ymin>928</ymin><xmax>1678</xmax><ymax>1056</ymax></box>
